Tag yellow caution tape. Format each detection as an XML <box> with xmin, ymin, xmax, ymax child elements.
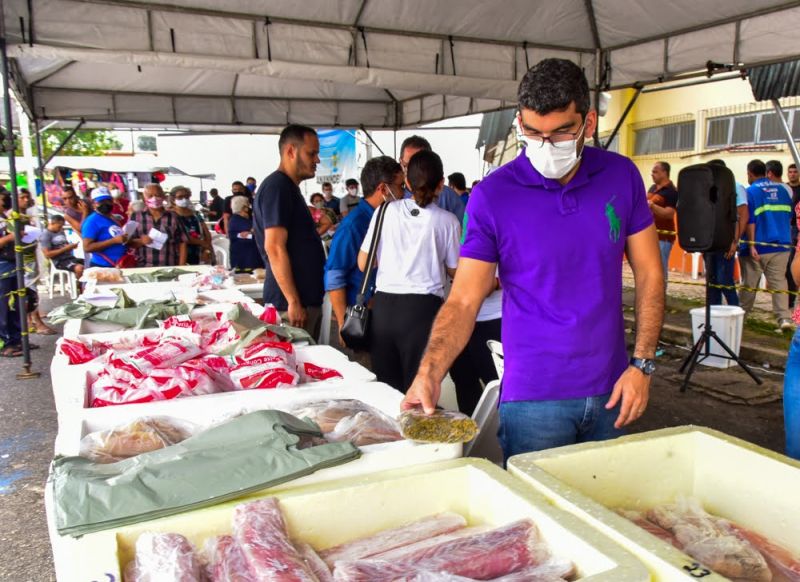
<box><xmin>623</xmin><ymin>276</ymin><xmax>800</xmax><ymax>296</ymax></box>
<box><xmin>656</xmin><ymin>229</ymin><xmax>796</xmax><ymax>251</ymax></box>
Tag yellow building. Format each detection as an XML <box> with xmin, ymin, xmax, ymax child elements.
<box><xmin>598</xmin><ymin>78</ymin><xmax>800</xmax><ymax>274</ymax></box>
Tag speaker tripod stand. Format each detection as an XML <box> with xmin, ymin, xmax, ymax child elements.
<box><xmin>679</xmin><ymin>259</ymin><xmax>762</xmax><ymax>392</ymax></box>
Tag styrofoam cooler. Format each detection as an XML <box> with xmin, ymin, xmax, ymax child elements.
<box><xmin>508</xmin><ymin>426</ymin><xmax>800</xmax><ymax>581</ymax></box>
<box><xmin>53</xmin><ymin>380</ymin><xmax>461</xmax><ymax>487</ymax></box>
<box><xmin>689</xmin><ymin>305</ymin><xmax>745</xmax><ymax>368</ymax></box>
<box><xmin>46</xmin><ymin>458</ymin><xmax>650</xmax><ymax>582</ymax></box>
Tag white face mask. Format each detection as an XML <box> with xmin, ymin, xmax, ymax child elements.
<box><xmin>110</xmin><ymin>189</ymin><xmax>121</xmax><ymax>199</ymax></box>
<box><xmin>522</xmin><ymin>122</ymin><xmax>586</xmax><ymax>180</ymax></box>
<box><xmin>313</xmin><ymin>201</ymin><xmax>324</xmax><ymax>209</ymax></box>
<box><xmin>175</xmin><ymin>198</ymin><xmax>191</xmax><ymax>208</ymax></box>
<box><xmin>347</xmin><ymin>187</ymin><xmax>358</xmax><ymax>196</ymax></box>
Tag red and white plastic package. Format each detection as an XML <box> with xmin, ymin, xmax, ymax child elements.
<box><xmin>107</xmin><ymin>336</ymin><xmax>204</xmax><ymax>383</ymax></box>
<box><xmin>229</xmin><ymin>357</ymin><xmax>299</xmax><ymax>390</ymax></box>
<box><xmin>232</xmin><ymin>498</ymin><xmax>318</xmax><ymax>581</ymax></box>
<box><xmin>259</xmin><ymin>304</ymin><xmax>281</xmax><ymax>326</ymax></box>
<box><xmin>300</xmin><ymin>363</ymin><xmax>342</xmax><ymax>383</ymax></box>
<box><xmin>90</xmin><ymin>357</ymin><xmax>227</xmax><ymax>407</ymax></box>
<box><xmin>58</xmin><ymin>338</ymin><xmax>108</xmax><ymax>364</ymax></box>
<box><xmin>124</xmin><ymin>532</ymin><xmax>204</xmax><ymax>582</ymax></box>
<box><xmin>236</xmin><ymin>341</ymin><xmax>295</xmax><ymax>366</ymax></box>
<box><xmin>160</xmin><ymin>315</ymin><xmax>202</xmax><ymax>341</ymax></box>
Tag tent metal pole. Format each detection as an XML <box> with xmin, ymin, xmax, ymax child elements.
<box><xmin>43</xmin><ymin>118</ymin><xmax>85</xmax><ymax>167</ymax></box>
<box><xmin>0</xmin><ymin>37</ymin><xmax>39</xmax><ymax>379</ymax></box>
<box><xmin>33</xmin><ymin>119</ymin><xmax>48</xmax><ymax>221</ymax></box>
<box><xmin>604</xmin><ymin>86</ymin><xmax>641</xmax><ymax>150</ymax></box>
<box><xmin>771</xmin><ymin>99</ymin><xmax>800</xmax><ymax>169</ymax></box>
<box><xmin>359</xmin><ymin>124</ymin><xmax>385</xmax><ymax>156</ymax></box>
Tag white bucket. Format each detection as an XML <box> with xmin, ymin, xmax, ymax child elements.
<box><xmin>688</xmin><ymin>305</ymin><xmax>745</xmax><ymax>368</ymax></box>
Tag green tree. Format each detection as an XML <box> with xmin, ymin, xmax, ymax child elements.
<box><xmin>12</xmin><ymin>129</ymin><xmax>123</xmax><ymax>157</ymax></box>
<box><xmin>137</xmin><ymin>135</ymin><xmax>157</xmax><ymax>151</ymax></box>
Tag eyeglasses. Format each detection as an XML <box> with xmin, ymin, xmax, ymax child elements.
<box><xmin>520</xmin><ymin>119</ymin><xmax>586</xmax><ymax>149</ymax></box>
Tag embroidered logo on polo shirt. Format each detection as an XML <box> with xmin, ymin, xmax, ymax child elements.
<box><xmin>605</xmin><ymin>196</ymin><xmax>620</xmax><ymax>242</ymax></box>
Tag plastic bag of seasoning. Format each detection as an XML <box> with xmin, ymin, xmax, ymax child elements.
<box><xmin>398</xmin><ymin>408</ymin><xmax>478</xmax><ymax>443</ymax></box>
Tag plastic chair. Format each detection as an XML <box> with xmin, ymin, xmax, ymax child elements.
<box><xmin>463</xmin><ymin>380</ymin><xmax>503</xmax><ymax>465</ymax></box>
<box><xmin>212</xmin><ymin>242</ymin><xmax>230</xmax><ymax>269</ymax></box>
<box><xmin>487</xmin><ymin>340</ymin><xmax>504</xmax><ymax>380</ymax></box>
<box><xmin>48</xmin><ymin>264</ymin><xmax>77</xmax><ymax>299</ymax></box>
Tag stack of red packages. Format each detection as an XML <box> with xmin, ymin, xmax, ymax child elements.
<box><xmin>229</xmin><ymin>341</ymin><xmax>299</xmax><ymax>390</ymax></box>
<box><xmin>58</xmin><ymin>338</ymin><xmax>109</xmax><ymax>365</ymax></box>
<box><xmin>90</xmin><ymin>336</ymin><xmax>227</xmax><ymax>407</ymax></box>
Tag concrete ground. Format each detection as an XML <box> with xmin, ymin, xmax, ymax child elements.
<box><xmin>0</xmin><ymin>281</ymin><xmax>791</xmax><ymax>581</ymax></box>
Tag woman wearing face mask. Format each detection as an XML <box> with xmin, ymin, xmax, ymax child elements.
<box><xmin>308</xmin><ymin>193</ymin><xmax>335</xmax><ymax>238</ymax></box>
<box><xmin>81</xmin><ymin>187</ymin><xmax>133</xmax><ymax>268</ymax></box>
<box><xmin>357</xmin><ymin>150</ymin><xmax>461</xmax><ymax>392</ymax></box>
<box><xmin>228</xmin><ymin>195</ymin><xmax>263</xmax><ymax>272</ymax></box>
<box><xmin>171</xmin><ymin>186</ymin><xmax>212</xmax><ymax>265</ymax></box>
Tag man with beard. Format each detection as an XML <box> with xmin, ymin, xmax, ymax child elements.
<box><xmin>253</xmin><ymin>124</ymin><xmax>325</xmax><ymax>337</ymax></box>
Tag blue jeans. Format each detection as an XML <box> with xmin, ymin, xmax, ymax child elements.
<box><xmin>659</xmin><ymin>240</ymin><xmax>673</xmax><ymax>286</ymax></box>
<box><xmin>498</xmin><ymin>392</ymin><xmax>624</xmax><ymax>461</ymax></box>
<box><xmin>704</xmin><ymin>252</ymin><xmax>739</xmax><ymax>306</ymax></box>
<box><xmin>784</xmin><ymin>328</ymin><xmax>800</xmax><ymax>459</ymax></box>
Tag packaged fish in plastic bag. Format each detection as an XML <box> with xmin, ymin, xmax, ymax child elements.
<box><xmin>291</xmin><ymin>399</ymin><xmax>401</xmax><ymax>447</ymax></box>
<box><xmin>398</xmin><ymin>408</ymin><xmax>478</xmax><ymax>443</ymax></box>
<box><xmin>79</xmin><ymin>416</ymin><xmax>197</xmax><ymax>463</ymax></box>
<box><xmin>124</xmin><ymin>532</ymin><xmax>204</xmax><ymax>582</ymax></box>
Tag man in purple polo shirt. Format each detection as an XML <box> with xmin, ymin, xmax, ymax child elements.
<box><xmin>403</xmin><ymin>58</ymin><xmax>664</xmax><ymax>459</ymax></box>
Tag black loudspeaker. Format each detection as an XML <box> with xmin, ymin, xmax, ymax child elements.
<box><xmin>676</xmin><ymin>163</ymin><xmax>737</xmax><ymax>252</ymax></box>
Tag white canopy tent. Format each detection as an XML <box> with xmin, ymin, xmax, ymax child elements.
<box><xmin>2</xmin><ymin>0</ymin><xmax>800</xmax><ymax>132</ymax></box>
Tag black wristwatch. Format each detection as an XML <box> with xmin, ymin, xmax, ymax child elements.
<box><xmin>630</xmin><ymin>357</ymin><xmax>656</xmax><ymax>375</ymax></box>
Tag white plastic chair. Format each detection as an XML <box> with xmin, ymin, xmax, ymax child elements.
<box><xmin>212</xmin><ymin>240</ymin><xmax>230</xmax><ymax>269</ymax></box>
<box><xmin>464</xmin><ymin>380</ymin><xmax>503</xmax><ymax>465</ymax></box>
<box><xmin>487</xmin><ymin>340</ymin><xmax>504</xmax><ymax>380</ymax></box>
<box><xmin>48</xmin><ymin>264</ymin><xmax>77</xmax><ymax>299</ymax></box>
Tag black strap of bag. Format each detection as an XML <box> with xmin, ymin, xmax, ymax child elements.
<box><xmin>340</xmin><ymin>201</ymin><xmax>389</xmax><ymax>349</ymax></box>
<box><xmin>356</xmin><ymin>201</ymin><xmax>389</xmax><ymax>305</ymax></box>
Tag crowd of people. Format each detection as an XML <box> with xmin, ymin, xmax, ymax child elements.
<box><xmin>1</xmin><ymin>57</ymin><xmax>797</xmax><ymax>462</ymax></box>
<box><xmin>646</xmin><ymin>158</ymin><xmax>800</xmax><ymax>331</ymax></box>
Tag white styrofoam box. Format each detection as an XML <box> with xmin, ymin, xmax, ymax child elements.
<box><xmin>80</xmin><ymin>281</ymin><xmax>253</xmax><ymax>305</ymax></box>
<box><xmin>508</xmin><ymin>426</ymin><xmax>800</xmax><ymax>581</ymax></box>
<box><xmin>689</xmin><ymin>306</ymin><xmax>745</xmax><ymax>369</ymax></box>
<box><xmin>51</xmin><ymin>328</ymin><xmax>375</xmax><ymax>416</ymax></box>
<box><xmin>46</xmin><ymin>458</ymin><xmax>650</xmax><ymax>582</ymax></box>
<box><xmin>54</xmin><ymin>380</ymin><xmax>457</xmax><ymax>486</ymax></box>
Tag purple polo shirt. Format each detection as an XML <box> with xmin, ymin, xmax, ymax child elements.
<box><xmin>461</xmin><ymin>146</ymin><xmax>653</xmax><ymax>402</ymax></box>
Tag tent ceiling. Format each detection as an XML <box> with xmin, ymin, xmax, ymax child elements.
<box><xmin>2</xmin><ymin>0</ymin><xmax>800</xmax><ymax>132</ymax></box>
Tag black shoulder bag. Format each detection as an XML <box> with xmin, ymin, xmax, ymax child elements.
<box><xmin>340</xmin><ymin>201</ymin><xmax>389</xmax><ymax>350</ymax></box>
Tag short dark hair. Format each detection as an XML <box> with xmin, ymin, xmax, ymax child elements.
<box><xmin>656</xmin><ymin>161</ymin><xmax>671</xmax><ymax>175</ymax></box>
<box><xmin>748</xmin><ymin>159</ymin><xmax>766</xmax><ymax>177</ymax></box>
<box><xmin>0</xmin><ymin>191</ymin><xmax>10</xmax><ymax>211</ymax></box>
<box><xmin>518</xmin><ymin>58</ymin><xmax>591</xmax><ymax>117</ymax></box>
<box><xmin>321</xmin><ymin>182</ymin><xmax>332</xmax><ymax>189</ymax></box>
<box><xmin>766</xmin><ymin>159</ymin><xmax>783</xmax><ymax>178</ymax></box>
<box><xmin>399</xmin><ymin>135</ymin><xmax>432</xmax><ymax>159</ymax></box>
<box><xmin>789</xmin><ymin>163</ymin><xmax>797</xmax><ymax>171</ymax></box>
<box><xmin>309</xmin><ymin>192</ymin><xmax>324</xmax><ymax>204</ymax></box>
<box><xmin>361</xmin><ymin>156</ymin><xmax>403</xmax><ymax>198</ymax></box>
<box><xmin>63</xmin><ymin>185</ymin><xmax>75</xmax><ymax>193</ymax></box>
<box><xmin>278</xmin><ymin>124</ymin><xmax>317</xmax><ymax>153</ymax></box>
<box><xmin>407</xmin><ymin>150</ymin><xmax>444</xmax><ymax>208</ymax></box>
<box><xmin>447</xmin><ymin>172</ymin><xmax>467</xmax><ymax>191</ymax></box>
<box><xmin>49</xmin><ymin>214</ymin><xmax>65</xmax><ymax>223</ymax></box>
<box><xmin>210</xmin><ymin>188</ymin><xmax>218</xmax><ymax>195</ymax></box>
<box><xmin>246</xmin><ymin>176</ymin><xmax>256</xmax><ymax>182</ymax></box>
<box><xmin>345</xmin><ymin>178</ymin><xmax>359</xmax><ymax>188</ymax></box>
<box><xmin>232</xmin><ymin>181</ymin><xmax>245</xmax><ymax>188</ymax></box>
<box><xmin>707</xmin><ymin>159</ymin><xmax>726</xmax><ymax>167</ymax></box>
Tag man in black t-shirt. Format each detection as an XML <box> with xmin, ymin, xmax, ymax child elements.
<box><xmin>207</xmin><ymin>188</ymin><xmax>225</xmax><ymax>222</ymax></box>
<box><xmin>253</xmin><ymin>124</ymin><xmax>325</xmax><ymax>337</ymax></box>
